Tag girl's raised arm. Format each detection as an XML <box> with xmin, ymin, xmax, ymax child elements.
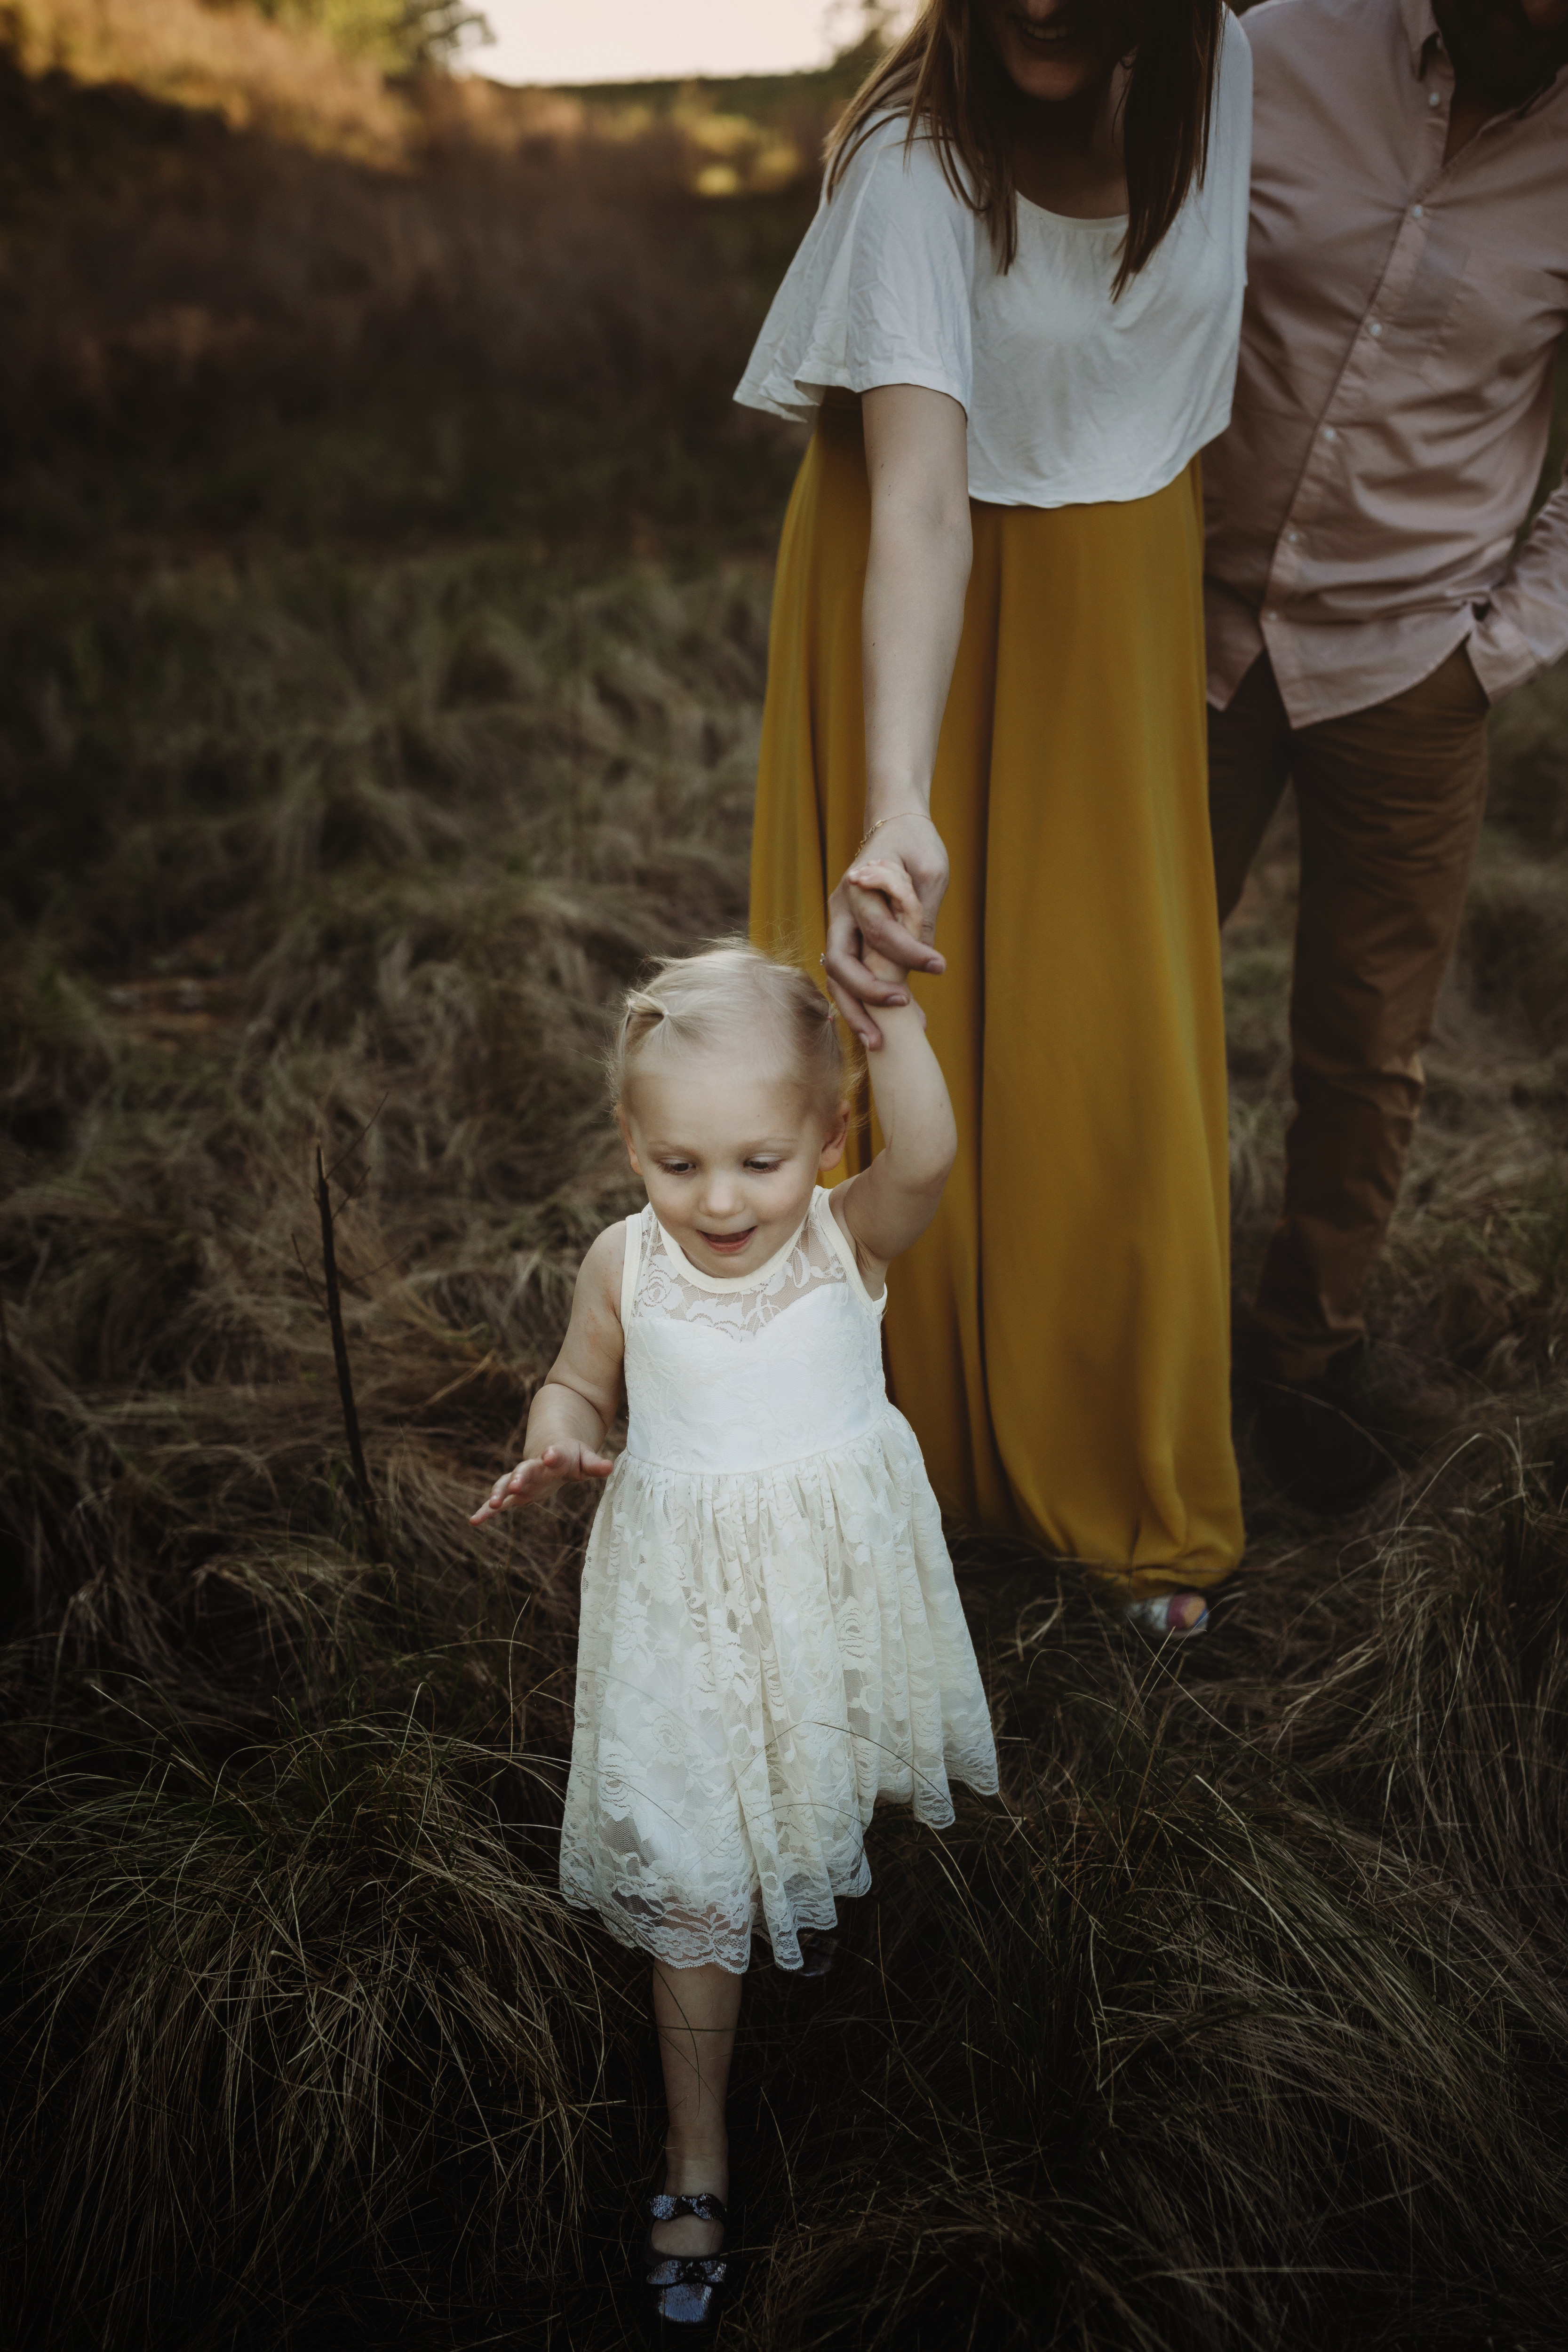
<box><xmin>831</xmin><ymin>860</ymin><xmax>958</xmax><ymax>1278</ymax></box>
<box><xmin>470</xmin><ymin>1224</ymin><xmax>627</xmax><ymax>1523</ymax></box>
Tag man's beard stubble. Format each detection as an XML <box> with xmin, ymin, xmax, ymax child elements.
<box><xmin>1433</xmin><ymin>0</ymin><xmax>1568</xmax><ymax>111</ymax></box>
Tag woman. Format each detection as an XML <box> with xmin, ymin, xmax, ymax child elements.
<box><xmin>738</xmin><ymin>0</ymin><xmax>1250</xmax><ymax>1633</ymax></box>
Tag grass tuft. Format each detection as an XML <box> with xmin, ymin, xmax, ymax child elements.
<box><xmin>0</xmin><ymin>1711</ymin><xmax>636</xmax><ymax>2345</ymax></box>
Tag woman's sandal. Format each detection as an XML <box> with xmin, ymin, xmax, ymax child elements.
<box><xmin>641</xmin><ymin>2190</ymin><xmax>730</xmax><ymax>2331</ymax></box>
<box><xmin>1122</xmin><ymin>1592</ymin><xmax>1210</xmax><ymax>1640</ymax></box>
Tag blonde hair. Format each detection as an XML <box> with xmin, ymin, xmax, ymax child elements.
<box><xmin>609</xmin><ymin>940</ymin><xmax>856</xmax><ymax>1121</ymax></box>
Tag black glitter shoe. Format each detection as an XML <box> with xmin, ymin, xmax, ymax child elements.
<box><xmin>641</xmin><ymin>2190</ymin><xmax>730</xmax><ymax>2332</ymax></box>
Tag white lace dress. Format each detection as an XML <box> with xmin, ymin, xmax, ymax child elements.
<box><xmin>559</xmin><ymin>1186</ymin><xmax>999</xmax><ymax>1973</ymax></box>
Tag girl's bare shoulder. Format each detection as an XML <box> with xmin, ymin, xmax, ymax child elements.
<box><xmin>578</xmin><ymin>1220</ymin><xmax>629</xmax><ymax>1298</ymax></box>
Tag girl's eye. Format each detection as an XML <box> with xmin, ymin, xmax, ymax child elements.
<box><xmin>745</xmin><ymin>1159</ymin><xmax>782</xmax><ymax>1172</ymax></box>
<box><xmin>658</xmin><ymin>1160</ymin><xmax>695</xmax><ymax>1175</ymax></box>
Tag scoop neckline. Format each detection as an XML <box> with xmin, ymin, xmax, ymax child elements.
<box><xmin>1016</xmin><ymin>190</ymin><xmax>1128</xmax><ymax>231</ymax></box>
<box><xmin>653</xmin><ymin>1200</ymin><xmax>813</xmax><ymax>1294</ymax></box>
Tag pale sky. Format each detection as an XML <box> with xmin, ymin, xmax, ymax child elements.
<box><xmin>463</xmin><ymin>1</ymin><xmax>868</xmax><ymax>86</ymax></box>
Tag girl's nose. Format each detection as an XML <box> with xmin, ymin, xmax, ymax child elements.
<box><xmin>699</xmin><ymin>1174</ymin><xmax>742</xmax><ymax>1218</ymax></box>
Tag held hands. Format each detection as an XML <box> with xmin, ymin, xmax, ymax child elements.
<box><xmin>469</xmin><ymin>1441</ymin><xmax>613</xmax><ymax>1524</ymax></box>
<box><xmin>823</xmin><ymin>810</ymin><xmax>948</xmax><ymax>1050</ymax></box>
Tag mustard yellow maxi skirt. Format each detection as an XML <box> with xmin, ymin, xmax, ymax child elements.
<box><xmin>749</xmin><ymin>397</ymin><xmax>1243</xmax><ymax>1598</ymax></box>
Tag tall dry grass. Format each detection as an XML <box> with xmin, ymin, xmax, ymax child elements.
<box><xmin>3</xmin><ymin>531</ymin><xmax>1568</xmax><ymax>2346</ymax></box>
<box><xmin>3</xmin><ymin>23</ymin><xmax>1568</xmax><ymax>2351</ymax></box>
<box><xmin>0</xmin><ymin>551</ymin><xmax>767</xmax><ymax>2344</ymax></box>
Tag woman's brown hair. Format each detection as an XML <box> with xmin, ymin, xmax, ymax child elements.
<box><xmin>826</xmin><ymin>0</ymin><xmax>1224</xmax><ymax>297</ymax></box>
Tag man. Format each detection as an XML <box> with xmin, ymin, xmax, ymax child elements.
<box><xmin>1205</xmin><ymin>0</ymin><xmax>1568</xmax><ymax>1507</ymax></box>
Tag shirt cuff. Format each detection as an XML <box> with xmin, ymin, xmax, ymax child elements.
<box><xmin>1466</xmin><ymin>605</ymin><xmax>1539</xmax><ymax>704</ymax></box>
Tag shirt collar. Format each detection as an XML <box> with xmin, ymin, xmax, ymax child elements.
<box><xmin>1400</xmin><ymin>0</ymin><xmax>1440</xmax><ymax>73</ymax></box>
<box><xmin>1400</xmin><ymin>0</ymin><xmax>1568</xmax><ymax>112</ymax></box>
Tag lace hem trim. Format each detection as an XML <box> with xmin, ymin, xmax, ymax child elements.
<box><xmin>562</xmin><ymin>1750</ymin><xmax>1001</xmax><ymax>1973</ymax></box>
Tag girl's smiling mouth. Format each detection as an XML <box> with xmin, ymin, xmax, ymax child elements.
<box><xmin>699</xmin><ymin>1226</ymin><xmax>759</xmax><ymax>1255</ymax></box>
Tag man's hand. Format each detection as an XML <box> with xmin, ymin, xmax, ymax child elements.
<box><xmin>469</xmin><ymin>1441</ymin><xmax>613</xmax><ymax>1524</ymax></box>
<box><xmin>824</xmin><ymin>811</ymin><xmax>949</xmax><ymax>1047</ymax></box>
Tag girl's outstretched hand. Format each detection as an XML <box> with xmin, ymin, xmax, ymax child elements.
<box><xmin>469</xmin><ymin>1442</ymin><xmax>613</xmax><ymax>1524</ymax></box>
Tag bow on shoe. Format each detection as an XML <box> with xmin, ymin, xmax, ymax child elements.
<box><xmin>642</xmin><ymin>2192</ymin><xmax>730</xmax><ymax>2329</ymax></box>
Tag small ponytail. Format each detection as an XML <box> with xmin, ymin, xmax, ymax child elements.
<box><xmin>608</xmin><ymin>939</ymin><xmax>860</xmax><ymax>1119</ymax></box>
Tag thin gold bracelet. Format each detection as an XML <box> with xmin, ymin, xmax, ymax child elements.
<box><xmin>856</xmin><ymin>809</ymin><xmax>928</xmax><ymax>855</ymax></box>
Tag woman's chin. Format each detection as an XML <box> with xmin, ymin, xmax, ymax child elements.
<box><xmin>998</xmin><ymin>42</ymin><xmax>1112</xmax><ymax>103</ymax></box>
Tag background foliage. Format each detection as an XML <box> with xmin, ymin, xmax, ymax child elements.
<box><xmin>2</xmin><ymin>4</ymin><xmax>1568</xmax><ymax>2345</ymax></box>
<box><xmin>243</xmin><ymin>0</ymin><xmax>482</xmax><ymax>70</ymax></box>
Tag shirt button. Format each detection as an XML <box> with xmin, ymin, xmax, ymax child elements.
<box><xmin>1412</xmin><ymin>203</ymin><xmax>1425</xmax><ymax>219</ymax></box>
<box><xmin>1264</xmin><ymin>609</ymin><xmax>1277</xmax><ymax>622</ymax></box>
<box><xmin>1369</xmin><ymin>320</ymin><xmax>1383</xmax><ymax>336</ymax></box>
<box><xmin>1429</xmin><ymin>89</ymin><xmax>1441</xmax><ymax>106</ymax></box>
<box><xmin>1323</xmin><ymin>426</ymin><xmax>1338</xmax><ymax>442</ymax></box>
<box><xmin>1286</xmin><ymin>529</ymin><xmax>1300</xmax><ymax>543</ymax></box>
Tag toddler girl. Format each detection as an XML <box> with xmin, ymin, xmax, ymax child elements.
<box><xmin>470</xmin><ymin>922</ymin><xmax>997</xmax><ymax>2332</ymax></box>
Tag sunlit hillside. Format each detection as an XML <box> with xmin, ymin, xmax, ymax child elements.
<box><xmin>2</xmin><ymin>0</ymin><xmax>420</xmax><ymax>152</ymax></box>
<box><xmin>0</xmin><ymin>0</ymin><xmax>835</xmax><ymax>560</ymax></box>
<box><xmin>3</xmin><ymin>8</ymin><xmax>1568</xmax><ymax>2349</ymax></box>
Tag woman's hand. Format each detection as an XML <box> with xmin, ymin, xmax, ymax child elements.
<box><xmin>469</xmin><ymin>1440</ymin><xmax>613</xmax><ymax>1524</ymax></box>
<box><xmin>824</xmin><ymin>811</ymin><xmax>949</xmax><ymax>1047</ymax></box>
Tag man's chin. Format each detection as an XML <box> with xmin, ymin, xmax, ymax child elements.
<box><xmin>1488</xmin><ymin>69</ymin><xmax>1558</xmax><ymax>108</ymax></box>
<box><xmin>1438</xmin><ymin>0</ymin><xmax>1568</xmax><ymax>107</ymax></box>
<box><xmin>1473</xmin><ymin>44</ymin><xmax>1562</xmax><ymax>103</ymax></box>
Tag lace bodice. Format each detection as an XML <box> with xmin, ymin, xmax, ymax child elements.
<box><xmin>620</xmin><ymin>1189</ymin><xmax>888</xmax><ymax>1477</ymax></box>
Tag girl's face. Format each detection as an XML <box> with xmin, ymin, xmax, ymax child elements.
<box><xmin>979</xmin><ymin>0</ymin><xmax>1123</xmax><ymax>102</ymax></box>
<box><xmin>619</xmin><ymin>1049</ymin><xmax>849</xmax><ymax>1280</ymax></box>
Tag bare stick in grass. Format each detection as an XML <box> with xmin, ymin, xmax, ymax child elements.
<box><xmin>0</xmin><ymin>1292</ymin><xmax>29</xmax><ymax>1427</ymax></box>
<box><xmin>315</xmin><ymin>1142</ymin><xmax>381</xmax><ymax>1556</ymax></box>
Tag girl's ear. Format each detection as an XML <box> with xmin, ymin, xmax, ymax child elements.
<box><xmin>616</xmin><ymin>1105</ymin><xmax>642</xmax><ymax>1175</ymax></box>
<box><xmin>817</xmin><ymin>1103</ymin><xmax>851</xmax><ymax>1171</ymax></box>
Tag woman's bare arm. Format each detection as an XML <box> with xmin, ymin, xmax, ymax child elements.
<box><xmin>822</xmin><ymin>381</ymin><xmax>971</xmax><ymax>1049</ymax></box>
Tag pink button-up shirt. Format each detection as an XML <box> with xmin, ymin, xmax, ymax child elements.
<box><xmin>1204</xmin><ymin>0</ymin><xmax>1568</xmax><ymax>726</ymax></box>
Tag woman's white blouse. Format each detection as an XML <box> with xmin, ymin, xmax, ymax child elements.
<box><xmin>734</xmin><ymin>11</ymin><xmax>1251</xmax><ymax>510</ymax></box>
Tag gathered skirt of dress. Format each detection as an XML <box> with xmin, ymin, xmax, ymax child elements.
<box><xmin>559</xmin><ymin>1409</ymin><xmax>998</xmax><ymax>1974</ymax></box>
<box><xmin>749</xmin><ymin>397</ymin><xmax>1244</xmax><ymax>1596</ymax></box>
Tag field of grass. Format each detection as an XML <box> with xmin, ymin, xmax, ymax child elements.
<box><xmin>3</xmin><ymin>10</ymin><xmax>1568</xmax><ymax>2347</ymax></box>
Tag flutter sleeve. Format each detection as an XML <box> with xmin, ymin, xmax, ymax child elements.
<box><xmin>734</xmin><ymin>115</ymin><xmax>978</xmax><ymax>426</ymax></box>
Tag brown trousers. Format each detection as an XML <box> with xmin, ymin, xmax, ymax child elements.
<box><xmin>1208</xmin><ymin>644</ymin><xmax>1491</xmax><ymax>1384</ymax></box>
